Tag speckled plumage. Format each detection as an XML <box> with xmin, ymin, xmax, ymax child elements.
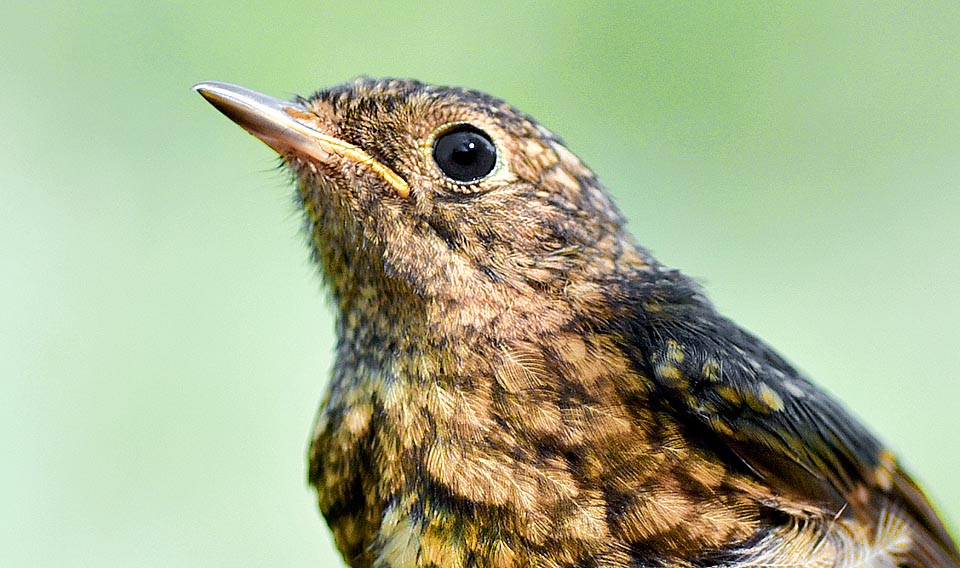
<box><xmin>195</xmin><ymin>78</ymin><xmax>959</xmax><ymax>568</ymax></box>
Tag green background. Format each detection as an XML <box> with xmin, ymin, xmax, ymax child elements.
<box><xmin>3</xmin><ymin>2</ymin><xmax>958</xmax><ymax>565</ymax></box>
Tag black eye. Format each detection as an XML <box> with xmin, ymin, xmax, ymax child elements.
<box><xmin>432</xmin><ymin>125</ymin><xmax>498</xmax><ymax>183</ymax></box>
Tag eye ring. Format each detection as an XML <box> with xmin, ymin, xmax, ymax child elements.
<box><xmin>431</xmin><ymin>123</ymin><xmax>499</xmax><ymax>185</ymax></box>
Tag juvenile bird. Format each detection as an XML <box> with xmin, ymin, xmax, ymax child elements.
<box><xmin>194</xmin><ymin>78</ymin><xmax>958</xmax><ymax>568</ymax></box>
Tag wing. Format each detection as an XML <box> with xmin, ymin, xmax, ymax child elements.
<box><xmin>606</xmin><ymin>272</ymin><xmax>959</xmax><ymax>565</ymax></box>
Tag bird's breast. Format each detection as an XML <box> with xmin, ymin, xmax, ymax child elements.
<box><xmin>310</xmin><ymin>326</ymin><xmax>775</xmax><ymax>567</ymax></box>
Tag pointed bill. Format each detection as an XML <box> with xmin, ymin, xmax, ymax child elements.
<box><xmin>193</xmin><ymin>81</ymin><xmax>410</xmax><ymax>197</ymax></box>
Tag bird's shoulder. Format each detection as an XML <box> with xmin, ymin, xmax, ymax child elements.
<box><xmin>592</xmin><ymin>269</ymin><xmax>959</xmax><ymax>565</ymax></box>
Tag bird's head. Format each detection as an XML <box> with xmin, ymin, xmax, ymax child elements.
<box><xmin>195</xmin><ymin>79</ymin><xmax>651</xmax><ymax>330</ymax></box>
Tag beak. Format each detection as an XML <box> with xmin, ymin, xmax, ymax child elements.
<box><xmin>192</xmin><ymin>81</ymin><xmax>410</xmax><ymax>198</ymax></box>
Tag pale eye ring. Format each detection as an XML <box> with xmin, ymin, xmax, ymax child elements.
<box><xmin>431</xmin><ymin>125</ymin><xmax>498</xmax><ymax>184</ymax></box>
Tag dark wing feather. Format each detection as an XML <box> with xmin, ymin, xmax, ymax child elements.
<box><xmin>605</xmin><ymin>272</ymin><xmax>959</xmax><ymax>563</ymax></box>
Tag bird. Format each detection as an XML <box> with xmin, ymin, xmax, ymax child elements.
<box><xmin>194</xmin><ymin>78</ymin><xmax>959</xmax><ymax>568</ymax></box>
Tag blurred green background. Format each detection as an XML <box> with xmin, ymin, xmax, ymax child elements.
<box><xmin>3</xmin><ymin>2</ymin><xmax>958</xmax><ymax>565</ymax></box>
